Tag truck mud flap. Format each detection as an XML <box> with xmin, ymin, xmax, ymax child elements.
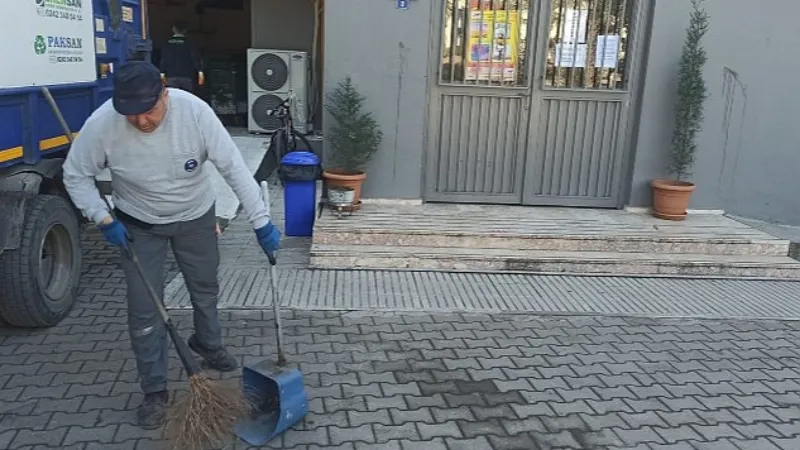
<box><xmin>0</xmin><ymin>193</ymin><xmax>30</xmax><ymax>253</ymax></box>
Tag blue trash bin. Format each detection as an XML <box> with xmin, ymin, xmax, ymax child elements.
<box><xmin>279</xmin><ymin>151</ymin><xmax>320</xmax><ymax>237</ymax></box>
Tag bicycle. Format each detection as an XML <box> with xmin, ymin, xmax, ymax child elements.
<box><xmin>252</xmin><ymin>94</ymin><xmax>317</xmax><ymax>184</ymax></box>
<box><xmin>251</xmin><ymin>95</ymin><xmax>334</xmax><ymax>219</ymax></box>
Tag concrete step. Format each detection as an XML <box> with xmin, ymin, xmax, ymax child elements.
<box><xmin>309</xmin><ymin>244</ymin><xmax>800</xmax><ymax>279</ymax></box>
<box><xmin>313</xmin><ymin>205</ymin><xmax>791</xmax><ymax>256</ymax></box>
<box><xmin>312</xmin><ymin>228</ymin><xmax>790</xmax><ymax>256</ymax></box>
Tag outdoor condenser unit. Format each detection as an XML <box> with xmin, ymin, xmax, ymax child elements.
<box><xmin>246</xmin><ymin>49</ymin><xmax>310</xmax><ymax>134</ymax></box>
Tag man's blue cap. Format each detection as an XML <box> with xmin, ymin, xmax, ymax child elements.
<box><xmin>113</xmin><ymin>61</ymin><xmax>163</xmax><ymax>115</ymax></box>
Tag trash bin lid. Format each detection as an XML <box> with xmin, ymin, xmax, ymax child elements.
<box><xmin>280</xmin><ymin>151</ymin><xmax>319</xmax><ymax>166</ymax></box>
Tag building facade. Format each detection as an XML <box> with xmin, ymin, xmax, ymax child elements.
<box><xmin>322</xmin><ymin>0</ymin><xmax>800</xmax><ymax>225</ymax></box>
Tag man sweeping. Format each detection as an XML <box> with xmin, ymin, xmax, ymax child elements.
<box><xmin>62</xmin><ymin>61</ymin><xmax>281</xmax><ymax>429</ymax></box>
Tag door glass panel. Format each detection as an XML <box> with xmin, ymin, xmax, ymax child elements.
<box><xmin>544</xmin><ymin>0</ymin><xmax>634</xmax><ymax>90</ymax></box>
<box><xmin>440</xmin><ymin>0</ymin><xmax>531</xmax><ymax>87</ymax></box>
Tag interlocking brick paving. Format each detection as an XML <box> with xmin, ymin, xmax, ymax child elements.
<box><xmin>3</xmin><ymin>229</ymin><xmax>800</xmax><ymax>449</ymax></box>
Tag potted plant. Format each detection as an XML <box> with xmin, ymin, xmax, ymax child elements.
<box><xmin>651</xmin><ymin>0</ymin><xmax>710</xmax><ymax>221</ymax></box>
<box><xmin>323</xmin><ymin>77</ymin><xmax>383</xmax><ymax>210</ymax></box>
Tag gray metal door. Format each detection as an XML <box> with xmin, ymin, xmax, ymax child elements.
<box><xmin>425</xmin><ymin>0</ymin><xmax>542</xmax><ymax>204</ymax></box>
<box><xmin>522</xmin><ymin>0</ymin><xmax>648</xmax><ymax>207</ymax></box>
<box><xmin>425</xmin><ymin>0</ymin><xmax>649</xmax><ymax>207</ymax></box>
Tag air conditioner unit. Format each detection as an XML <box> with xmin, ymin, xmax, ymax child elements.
<box><xmin>246</xmin><ymin>49</ymin><xmax>310</xmax><ymax>134</ymax></box>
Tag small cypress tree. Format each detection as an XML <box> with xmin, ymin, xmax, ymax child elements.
<box><xmin>325</xmin><ymin>77</ymin><xmax>383</xmax><ymax>174</ymax></box>
<box><xmin>669</xmin><ymin>0</ymin><xmax>710</xmax><ymax>181</ymax></box>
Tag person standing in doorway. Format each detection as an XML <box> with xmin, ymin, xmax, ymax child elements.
<box><xmin>159</xmin><ymin>20</ymin><xmax>204</xmax><ymax>92</ymax></box>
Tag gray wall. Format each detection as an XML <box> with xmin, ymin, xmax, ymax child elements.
<box><xmin>630</xmin><ymin>0</ymin><xmax>800</xmax><ymax>224</ymax></box>
<box><xmin>323</xmin><ymin>0</ymin><xmax>432</xmax><ymax>199</ymax></box>
<box><xmin>251</xmin><ymin>0</ymin><xmax>323</xmax><ymax>131</ymax></box>
<box><xmin>251</xmin><ymin>0</ymin><xmax>315</xmax><ymax>52</ymax></box>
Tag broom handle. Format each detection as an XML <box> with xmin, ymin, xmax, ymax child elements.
<box><xmin>260</xmin><ymin>181</ymin><xmax>287</xmax><ymax>367</ymax></box>
<box><xmin>42</xmin><ymin>86</ymin><xmax>203</xmax><ymax>377</ymax></box>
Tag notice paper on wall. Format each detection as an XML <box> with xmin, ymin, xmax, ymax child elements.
<box><xmin>555</xmin><ymin>43</ymin><xmax>587</xmax><ymax>68</ymax></box>
<box><xmin>596</xmin><ymin>35</ymin><xmax>620</xmax><ymax>68</ymax></box>
<box><xmin>561</xmin><ymin>9</ymin><xmax>588</xmax><ymax>43</ymax></box>
<box><xmin>95</xmin><ymin>37</ymin><xmax>107</xmax><ymax>55</ymax></box>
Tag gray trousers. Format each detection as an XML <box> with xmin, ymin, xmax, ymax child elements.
<box><xmin>119</xmin><ymin>205</ymin><xmax>221</xmax><ymax>394</ymax></box>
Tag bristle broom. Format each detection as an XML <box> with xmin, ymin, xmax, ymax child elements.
<box><xmin>164</xmin><ymin>374</ymin><xmax>253</xmax><ymax>450</ymax></box>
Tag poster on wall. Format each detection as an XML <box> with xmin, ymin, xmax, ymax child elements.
<box><xmin>0</xmin><ymin>0</ymin><xmax>96</xmax><ymax>89</ymax></box>
<box><xmin>465</xmin><ymin>9</ymin><xmax>521</xmax><ymax>82</ymax></box>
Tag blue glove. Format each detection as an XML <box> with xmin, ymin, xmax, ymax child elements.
<box><xmin>255</xmin><ymin>222</ymin><xmax>281</xmax><ymax>259</ymax></box>
<box><xmin>98</xmin><ymin>219</ymin><xmax>130</xmax><ymax>248</ymax></box>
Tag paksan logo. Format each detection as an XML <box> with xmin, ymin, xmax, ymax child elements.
<box><xmin>34</xmin><ymin>35</ymin><xmax>85</xmax><ymax>64</ymax></box>
<box><xmin>33</xmin><ymin>35</ymin><xmax>47</xmax><ymax>55</ymax></box>
<box><xmin>47</xmin><ymin>36</ymin><xmax>83</xmax><ymax>49</ymax></box>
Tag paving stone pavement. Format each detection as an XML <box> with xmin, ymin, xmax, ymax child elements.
<box><xmin>5</xmin><ymin>230</ymin><xmax>800</xmax><ymax>450</ymax></box>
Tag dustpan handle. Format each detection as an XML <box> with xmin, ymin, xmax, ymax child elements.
<box><xmin>260</xmin><ymin>181</ymin><xmax>287</xmax><ymax>366</ymax></box>
<box><xmin>270</xmin><ymin>263</ymin><xmax>286</xmax><ymax>367</ymax></box>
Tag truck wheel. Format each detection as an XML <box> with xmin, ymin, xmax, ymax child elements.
<box><xmin>0</xmin><ymin>195</ymin><xmax>82</xmax><ymax>327</ymax></box>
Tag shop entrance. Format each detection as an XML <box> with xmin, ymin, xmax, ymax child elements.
<box><xmin>425</xmin><ymin>0</ymin><xmax>650</xmax><ymax>208</ymax></box>
<box><xmin>147</xmin><ymin>0</ymin><xmax>252</xmax><ymax>125</ymax></box>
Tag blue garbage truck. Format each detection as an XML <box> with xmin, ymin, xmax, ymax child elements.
<box><xmin>0</xmin><ymin>0</ymin><xmax>150</xmax><ymax>327</ymax></box>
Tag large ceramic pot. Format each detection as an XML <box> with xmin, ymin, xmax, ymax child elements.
<box><xmin>323</xmin><ymin>169</ymin><xmax>366</xmax><ymax>210</ymax></box>
<box><xmin>651</xmin><ymin>179</ymin><xmax>696</xmax><ymax>221</ymax></box>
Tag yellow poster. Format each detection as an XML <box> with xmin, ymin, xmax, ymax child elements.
<box><xmin>465</xmin><ymin>9</ymin><xmax>520</xmax><ymax>82</ymax></box>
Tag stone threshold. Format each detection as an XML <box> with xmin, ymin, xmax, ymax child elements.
<box><xmin>310</xmin><ymin>203</ymin><xmax>800</xmax><ymax>278</ymax></box>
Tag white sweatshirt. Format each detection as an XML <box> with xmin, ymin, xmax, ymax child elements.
<box><xmin>62</xmin><ymin>88</ymin><xmax>270</xmax><ymax>229</ymax></box>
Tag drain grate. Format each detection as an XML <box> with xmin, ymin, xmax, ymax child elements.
<box><xmin>163</xmin><ymin>268</ymin><xmax>800</xmax><ymax>320</ymax></box>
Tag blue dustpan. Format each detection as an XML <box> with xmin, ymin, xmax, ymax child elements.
<box><xmin>235</xmin><ymin>183</ymin><xmax>309</xmax><ymax>445</ymax></box>
<box><xmin>235</xmin><ymin>358</ymin><xmax>308</xmax><ymax>445</ymax></box>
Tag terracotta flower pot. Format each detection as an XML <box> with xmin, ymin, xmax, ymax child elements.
<box><xmin>651</xmin><ymin>179</ymin><xmax>696</xmax><ymax>221</ymax></box>
<box><xmin>323</xmin><ymin>169</ymin><xmax>366</xmax><ymax>211</ymax></box>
